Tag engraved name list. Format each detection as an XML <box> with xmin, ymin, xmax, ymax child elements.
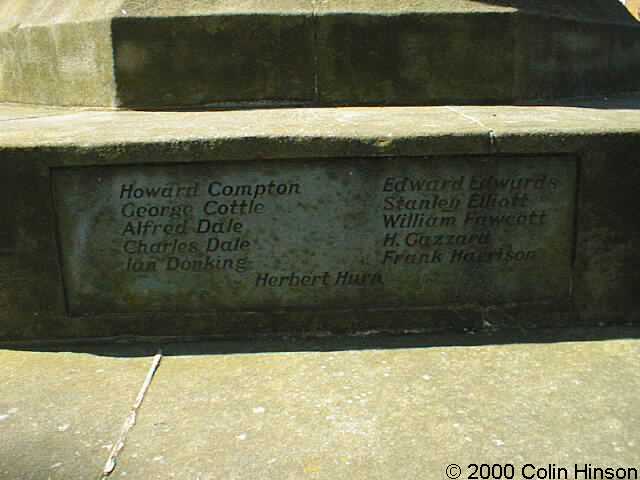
<box><xmin>53</xmin><ymin>156</ymin><xmax>576</xmax><ymax>314</ymax></box>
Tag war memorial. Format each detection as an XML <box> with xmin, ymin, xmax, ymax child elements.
<box><xmin>1</xmin><ymin>2</ymin><xmax>640</xmax><ymax>479</ymax></box>
<box><xmin>0</xmin><ymin>0</ymin><xmax>638</xmax><ymax>340</ymax></box>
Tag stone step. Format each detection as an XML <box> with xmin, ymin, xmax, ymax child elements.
<box><xmin>0</xmin><ymin>100</ymin><xmax>638</xmax><ymax>340</ymax></box>
<box><xmin>0</xmin><ymin>0</ymin><xmax>639</xmax><ymax>108</ymax></box>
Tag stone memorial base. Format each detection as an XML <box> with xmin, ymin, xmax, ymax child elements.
<box><xmin>0</xmin><ymin>98</ymin><xmax>638</xmax><ymax>340</ymax></box>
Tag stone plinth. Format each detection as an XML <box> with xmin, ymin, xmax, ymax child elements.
<box><xmin>0</xmin><ymin>100</ymin><xmax>638</xmax><ymax>339</ymax></box>
<box><xmin>0</xmin><ymin>0</ymin><xmax>639</xmax><ymax>108</ymax></box>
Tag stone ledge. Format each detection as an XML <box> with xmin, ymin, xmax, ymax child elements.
<box><xmin>1</xmin><ymin>99</ymin><xmax>640</xmax><ymax>152</ymax></box>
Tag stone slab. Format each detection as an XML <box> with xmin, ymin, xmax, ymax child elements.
<box><xmin>0</xmin><ymin>106</ymin><xmax>486</xmax><ymax>150</ymax></box>
<box><xmin>52</xmin><ymin>156</ymin><xmax>576</xmax><ymax>315</ymax></box>
<box><xmin>0</xmin><ymin>101</ymin><xmax>638</xmax><ymax>339</ymax></box>
<box><xmin>0</xmin><ymin>102</ymin><xmax>639</xmax><ymax>150</ymax></box>
<box><xmin>315</xmin><ymin>9</ymin><xmax>518</xmax><ymax>105</ymax></box>
<box><xmin>112</xmin><ymin>336</ymin><xmax>640</xmax><ymax>480</ymax></box>
<box><xmin>0</xmin><ymin>349</ymin><xmax>153</xmax><ymax>480</ymax></box>
<box><xmin>110</xmin><ymin>13</ymin><xmax>315</xmax><ymax>108</ymax></box>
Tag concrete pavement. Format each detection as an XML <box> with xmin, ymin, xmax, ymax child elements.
<box><xmin>1</xmin><ymin>328</ymin><xmax>639</xmax><ymax>480</ymax></box>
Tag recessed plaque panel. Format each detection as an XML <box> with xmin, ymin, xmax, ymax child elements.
<box><xmin>53</xmin><ymin>156</ymin><xmax>576</xmax><ymax>315</ymax></box>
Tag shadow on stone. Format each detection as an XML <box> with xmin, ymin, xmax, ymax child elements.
<box><xmin>473</xmin><ymin>0</ymin><xmax>638</xmax><ymax>22</ymax></box>
<box><xmin>1</xmin><ymin>325</ymin><xmax>638</xmax><ymax>358</ymax></box>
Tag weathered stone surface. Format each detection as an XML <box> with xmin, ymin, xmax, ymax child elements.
<box><xmin>0</xmin><ymin>349</ymin><xmax>153</xmax><ymax>480</ymax></box>
<box><xmin>316</xmin><ymin>10</ymin><xmax>516</xmax><ymax>105</ymax></box>
<box><xmin>0</xmin><ymin>0</ymin><xmax>638</xmax><ymax>108</ymax></box>
<box><xmin>0</xmin><ymin>181</ymin><xmax>12</xmax><ymax>255</ymax></box>
<box><xmin>0</xmin><ymin>100</ymin><xmax>638</xmax><ymax>339</ymax></box>
<box><xmin>52</xmin><ymin>156</ymin><xmax>576</xmax><ymax>315</ymax></box>
<box><xmin>110</xmin><ymin>12</ymin><xmax>315</xmax><ymax>108</ymax></box>
<box><xmin>1</xmin><ymin>331</ymin><xmax>638</xmax><ymax>478</ymax></box>
<box><xmin>112</xmin><ymin>337</ymin><xmax>640</xmax><ymax>480</ymax></box>
<box><xmin>0</xmin><ymin>19</ymin><xmax>117</xmax><ymax>106</ymax></box>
